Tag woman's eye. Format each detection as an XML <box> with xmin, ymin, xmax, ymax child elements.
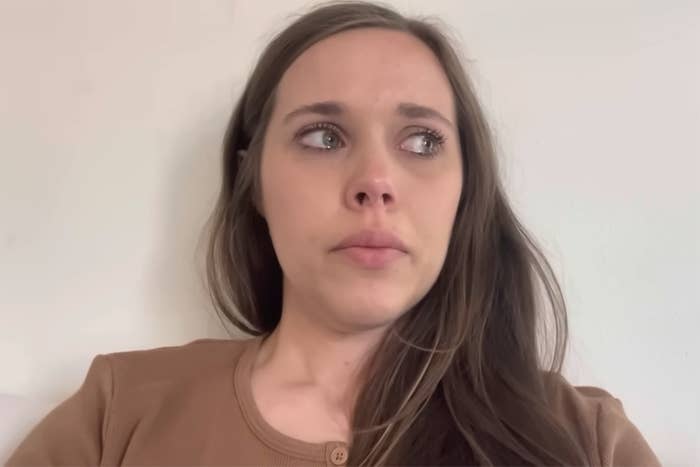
<box><xmin>298</xmin><ymin>127</ymin><xmax>344</xmax><ymax>151</ymax></box>
<box><xmin>400</xmin><ymin>132</ymin><xmax>445</xmax><ymax>157</ymax></box>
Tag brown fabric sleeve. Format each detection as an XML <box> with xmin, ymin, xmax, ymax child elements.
<box><xmin>4</xmin><ymin>354</ymin><xmax>113</xmax><ymax>466</ymax></box>
<box><xmin>593</xmin><ymin>392</ymin><xmax>662</xmax><ymax>467</ymax></box>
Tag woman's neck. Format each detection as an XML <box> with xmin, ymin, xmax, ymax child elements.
<box><xmin>253</xmin><ymin>304</ymin><xmax>389</xmax><ymax>418</ymax></box>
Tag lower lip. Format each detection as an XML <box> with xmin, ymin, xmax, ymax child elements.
<box><xmin>334</xmin><ymin>247</ymin><xmax>405</xmax><ymax>269</ymax></box>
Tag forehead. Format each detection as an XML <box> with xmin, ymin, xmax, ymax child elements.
<box><xmin>274</xmin><ymin>28</ymin><xmax>455</xmax><ymax>120</ymax></box>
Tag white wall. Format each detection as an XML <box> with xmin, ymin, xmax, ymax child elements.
<box><xmin>0</xmin><ymin>1</ymin><xmax>697</xmax><ymax>465</ymax></box>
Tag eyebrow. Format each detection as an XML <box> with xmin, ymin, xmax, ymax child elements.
<box><xmin>282</xmin><ymin>100</ymin><xmax>454</xmax><ymax>128</ymax></box>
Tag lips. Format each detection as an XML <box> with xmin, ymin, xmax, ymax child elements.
<box><xmin>332</xmin><ymin>229</ymin><xmax>408</xmax><ymax>252</ymax></box>
<box><xmin>331</xmin><ymin>229</ymin><xmax>408</xmax><ymax>269</ymax></box>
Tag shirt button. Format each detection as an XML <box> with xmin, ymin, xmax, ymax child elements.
<box><xmin>330</xmin><ymin>445</ymin><xmax>348</xmax><ymax>465</ymax></box>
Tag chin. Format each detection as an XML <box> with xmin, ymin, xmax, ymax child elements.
<box><xmin>329</xmin><ymin>296</ymin><xmax>410</xmax><ymax>331</ymax></box>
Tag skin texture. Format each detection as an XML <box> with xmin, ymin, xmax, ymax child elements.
<box><xmin>250</xmin><ymin>27</ymin><xmax>463</xmax><ymax>444</ymax></box>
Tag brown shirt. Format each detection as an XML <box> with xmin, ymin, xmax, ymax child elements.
<box><xmin>4</xmin><ymin>336</ymin><xmax>661</xmax><ymax>466</ymax></box>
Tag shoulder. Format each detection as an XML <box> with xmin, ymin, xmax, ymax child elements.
<box><xmin>105</xmin><ymin>336</ymin><xmax>252</xmax><ymax>367</ymax></box>
<box><xmin>54</xmin><ymin>337</ymin><xmax>254</xmax><ymax>400</ymax></box>
<box><xmin>3</xmin><ymin>337</ymin><xmax>258</xmax><ymax>466</ymax></box>
<box><xmin>101</xmin><ymin>337</ymin><xmax>254</xmax><ymax>386</ymax></box>
<box><xmin>543</xmin><ymin>372</ymin><xmax>619</xmax><ymax>424</ymax></box>
<box><xmin>91</xmin><ymin>336</ymin><xmax>258</xmax><ymax>432</ymax></box>
<box><xmin>543</xmin><ymin>372</ymin><xmax>661</xmax><ymax>466</ymax></box>
<box><xmin>4</xmin><ymin>337</ymin><xmax>257</xmax><ymax>465</ymax></box>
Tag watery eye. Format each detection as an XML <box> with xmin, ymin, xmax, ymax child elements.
<box><xmin>299</xmin><ymin>128</ymin><xmax>343</xmax><ymax>150</ymax></box>
<box><xmin>401</xmin><ymin>132</ymin><xmax>443</xmax><ymax>156</ymax></box>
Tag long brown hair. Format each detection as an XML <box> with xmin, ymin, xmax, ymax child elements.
<box><xmin>204</xmin><ymin>1</ymin><xmax>591</xmax><ymax>465</ymax></box>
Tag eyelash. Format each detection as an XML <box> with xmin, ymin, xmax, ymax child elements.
<box><xmin>294</xmin><ymin>122</ymin><xmax>447</xmax><ymax>158</ymax></box>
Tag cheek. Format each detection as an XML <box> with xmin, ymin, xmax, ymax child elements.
<box><xmin>413</xmin><ymin>177</ymin><xmax>462</xmax><ymax>276</ymax></box>
<box><xmin>417</xmin><ymin>178</ymin><xmax>461</xmax><ymax>239</ymax></box>
<box><xmin>260</xmin><ymin>159</ymin><xmax>330</xmax><ymax>268</ymax></box>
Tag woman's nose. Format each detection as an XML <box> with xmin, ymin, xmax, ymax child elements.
<box><xmin>349</xmin><ymin>178</ymin><xmax>395</xmax><ymax>208</ymax></box>
<box><xmin>344</xmin><ymin>153</ymin><xmax>397</xmax><ymax>212</ymax></box>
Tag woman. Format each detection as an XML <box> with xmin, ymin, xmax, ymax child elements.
<box><xmin>6</xmin><ymin>1</ymin><xmax>660</xmax><ymax>466</ymax></box>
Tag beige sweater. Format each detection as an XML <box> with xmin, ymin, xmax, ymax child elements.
<box><xmin>5</xmin><ymin>336</ymin><xmax>661</xmax><ymax>466</ymax></box>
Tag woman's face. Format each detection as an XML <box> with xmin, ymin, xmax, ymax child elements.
<box><xmin>258</xmin><ymin>28</ymin><xmax>463</xmax><ymax>333</ymax></box>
